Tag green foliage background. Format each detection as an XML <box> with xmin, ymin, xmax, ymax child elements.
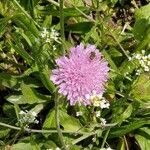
<box><xmin>0</xmin><ymin>0</ymin><xmax>150</xmax><ymax>149</ymax></box>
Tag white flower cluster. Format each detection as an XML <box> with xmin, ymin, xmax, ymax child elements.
<box><xmin>19</xmin><ymin>110</ymin><xmax>39</xmax><ymax>126</ymax></box>
<box><xmin>89</xmin><ymin>91</ymin><xmax>110</xmax><ymax>109</ymax></box>
<box><xmin>41</xmin><ymin>28</ymin><xmax>59</xmax><ymax>43</ymax></box>
<box><xmin>131</xmin><ymin>50</ymin><xmax>150</xmax><ymax>75</ymax></box>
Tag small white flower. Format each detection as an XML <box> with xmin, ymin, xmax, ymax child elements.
<box><xmin>128</xmin><ymin>57</ymin><xmax>132</xmax><ymax>61</ymax></box>
<box><xmin>147</xmin><ymin>61</ymin><xmax>150</xmax><ymax>66</ymax></box>
<box><xmin>56</xmin><ymin>147</ymin><xmax>61</xmax><ymax>150</ymax></box>
<box><xmin>53</xmin><ymin>45</ymin><xmax>56</xmax><ymax>50</ymax></box>
<box><xmin>76</xmin><ymin>111</ymin><xmax>83</xmax><ymax>117</ymax></box>
<box><xmin>140</xmin><ymin>60</ymin><xmax>145</xmax><ymax>67</ymax></box>
<box><xmin>135</xmin><ymin>54</ymin><xmax>141</xmax><ymax>60</ymax></box>
<box><xmin>136</xmin><ymin>69</ymin><xmax>141</xmax><ymax>74</ymax></box>
<box><xmin>100</xmin><ymin>118</ymin><xmax>106</xmax><ymax>126</ymax></box>
<box><xmin>90</xmin><ymin>92</ymin><xmax>110</xmax><ymax>109</ymax></box>
<box><xmin>19</xmin><ymin>110</ymin><xmax>26</xmax><ymax>115</ymax></box>
<box><xmin>100</xmin><ymin>98</ymin><xmax>110</xmax><ymax>109</ymax></box>
<box><xmin>46</xmin><ymin>38</ymin><xmax>51</xmax><ymax>43</ymax></box>
<box><xmin>41</xmin><ymin>28</ymin><xmax>49</xmax><ymax>38</ymax></box>
<box><xmin>95</xmin><ymin>111</ymin><xmax>101</xmax><ymax>117</ymax></box>
<box><xmin>50</xmin><ymin>28</ymin><xmax>59</xmax><ymax>41</ymax></box>
<box><xmin>92</xmin><ymin>136</ymin><xmax>96</xmax><ymax>142</ymax></box>
<box><xmin>31</xmin><ymin>112</ymin><xmax>37</xmax><ymax>117</ymax></box>
<box><xmin>142</xmin><ymin>50</ymin><xmax>145</xmax><ymax>54</ymax></box>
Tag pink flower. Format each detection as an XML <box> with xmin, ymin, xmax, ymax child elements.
<box><xmin>50</xmin><ymin>44</ymin><xmax>109</xmax><ymax>105</ymax></box>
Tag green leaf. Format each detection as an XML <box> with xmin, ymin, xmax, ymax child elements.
<box><xmin>135</xmin><ymin>3</ymin><xmax>150</xmax><ymax>20</ymax></box>
<box><xmin>39</xmin><ymin>71</ymin><xmax>55</xmax><ymax>93</ymax></box>
<box><xmin>12</xmin><ymin>143</ymin><xmax>32</xmax><ymax>150</ymax></box>
<box><xmin>133</xmin><ymin>18</ymin><xmax>149</xmax><ymax>41</ymax></box>
<box><xmin>66</xmin><ymin>22</ymin><xmax>94</xmax><ymax>33</ymax></box>
<box><xmin>6</xmin><ymin>94</ymin><xmax>47</xmax><ymax>104</ymax></box>
<box><xmin>102</xmin><ymin>50</ymin><xmax>118</xmax><ymax>71</ymax></box>
<box><xmin>12</xmin><ymin>14</ymin><xmax>39</xmax><ymax>37</ymax></box>
<box><xmin>108</xmin><ymin>48</ymin><xmax>123</xmax><ymax>57</ymax></box>
<box><xmin>9</xmin><ymin>42</ymin><xmax>33</xmax><ymax>65</ymax></box>
<box><xmin>43</xmin><ymin>109</ymin><xmax>82</xmax><ymax>131</ymax></box>
<box><xmin>135</xmin><ymin>128</ymin><xmax>150</xmax><ymax>150</ymax></box>
<box><xmin>15</xmin><ymin>27</ymin><xmax>32</xmax><ymax>47</ymax></box>
<box><xmin>0</xmin><ymin>18</ymin><xmax>9</xmax><ymax>36</ymax></box>
<box><xmin>59</xmin><ymin>109</ymin><xmax>82</xmax><ymax>131</ymax></box>
<box><xmin>0</xmin><ymin>127</ymin><xmax>10</xmax><ymax>139</ymax></box>
<box><xmin>20</xmin><ymin>0</ymin><xmax>38</xmax><ymax>18</ymax></box>
<box><xmin>21</xmin><ymin>83</ymin><xmax>49</xmax><ymax>104</ymax></box>
<box><xmin>133</xmin><ymin>3</ymin><xmax>150</xmax><ymax>50</ymax></box>
<box><xmin>43</xmin><ymin>109</ymin><xmax>56</xmax><ymax>129</ymax></box>
<box><xmin>114</xmin><ymin>104</ymin><xmax>133</xmax><ymax>124</ymax></box>
<box><xmin>3</xmin><ymin>103</ymin><xmax>16</xmax><ymax>118</ymax></box>
<box><xmin>120</xmin><ymin>60</ymin><xmax>137</xmax><ymax>75</ymax></box>
<box><xmin>139</xmin><ymin>127</ymin><xmax>150</xmax><ymax>136</ymax></box>
<box><xmin>130</xmin><ymin>74</ymin><xmax>150</xmax><ymax>101</ymax></box>
<box><xmin>136</xmin><ymin>28</ymin><xmax>150</xmax><ymax>52</ymax></box>
<box><xmin>117</xmin><ymin>138</ymin><xmax>125</xmax><ymax>150</ymax></box>
<box><xmin>6</xmin><ymin>94</ymin><xmax>30</xmax><ymax>104</ymax></box>
<box><xmin>30</xmin><ymin>104</ymin><xmax>44</xmax><ymax>114</ymax></box>
<box><xmin>6</xmin><ymin>83</ymin><xmax>50</xmax><ymax>104</ymax></box>
<box><xmin>47</xmin><ymin>7</ymin><xmax>89</xmax><ymax>17</ymax></box>
<box><xmin>109</xmin><ymin>119</ymin><xmax>150</xmax><ymax>138</ymax></box>
<box><xmin>136</xmin><ymin>135</ymin><xmax>150</xmax><ymax>150</ymax></box>
<box><xmin>42</xmin><ymin>140</ymin><xmax>57</xmax><ymax>149</ymax></box>
<box><xmin>0</xmin><ymin>73</ymin><xmax>20</xmax><ymax>88</ymax></box>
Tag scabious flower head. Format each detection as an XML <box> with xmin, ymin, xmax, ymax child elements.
<box><xmin>50</xmin><ymin>44</ymin><xmax>109</xmax><ymax>105</ymax></box>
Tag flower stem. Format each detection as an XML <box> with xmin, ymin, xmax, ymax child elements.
<box><xmin>54</xmin><ymin>95</ymin><xmax>68</xmax><ymax>150</ymax></box>
<box><xmin>71</xmin><ymin>3</ymin><xmax>95</xmax><ymax>23</ymax></box>
<box><xmin>101</xmin><ymin>129</ymin><xmax>110</xmax><ymax>148</ymax></box>
<box><xmin>60</xmin><ymin>0</ymin><xmax>65</xmax><ymax>54</ymax></box>
<box><xmin>72</xmin><ymin>130</ymin><xmax>99</xmax><ymax>145</ymax></box>
<box><xmin>47</xmin><ymin>0</ymin><xmax>59</xmax><ymax>7</ymax></box>
<box><xmin>0</xmin><ymin>122</ymin><xmax>88</xmax><ymax>134</ymax></box>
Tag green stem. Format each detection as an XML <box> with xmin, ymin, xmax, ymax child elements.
<box><xmin>0</xmin><ymin>122</ymin><xmax>88</xmax><ymax>134</ymax></box>
<box><xmin>124</xmin><ymin>136</ymin><xmax>129</xmax><ymax>150</ymax></box>
<box><xmin>108</xmin><ymin>31</ymin><xmax>130</xmax><ymax>60</ymax></box>
<box><xmin>101</xmin><ymin>129</ymin><xmax>110</xmax><ymax>149</ymax></box>
<box><xmin>72</xmin><ymin>130</ymin><xmax>99</xmax><ymax>145</ymax></box>
<box><xmin>60</xmin><ymin>0</ymin><xmax>65</xmax><ymax>54</ymax></box>
<box><xmin>71</xmin><ymin>3</ymin><xmax>95</xmax><ymax>23</ymax></box>
<box><xmin>12</xmin><ymin>0</ymin><xmax>40</xmax><ymax>28</ymax></box>
<box><xmin>55</xmin><ymin>95</ymin><xmax>68</xmax><ymax>150</ymax></box>
<box><xmin>47</xmin><ymin>0</ymin><xmax>60</xmax><ymax>7</ymax></box>
<box><xmin>96</xmin><ymin>0</ymin><xmax>100</xmax><ymax>9</ymax></box>
<box><xmin>10</xmin><ymin>128</ymin><xmax>24</xmax><ymax>145</ymax></box>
